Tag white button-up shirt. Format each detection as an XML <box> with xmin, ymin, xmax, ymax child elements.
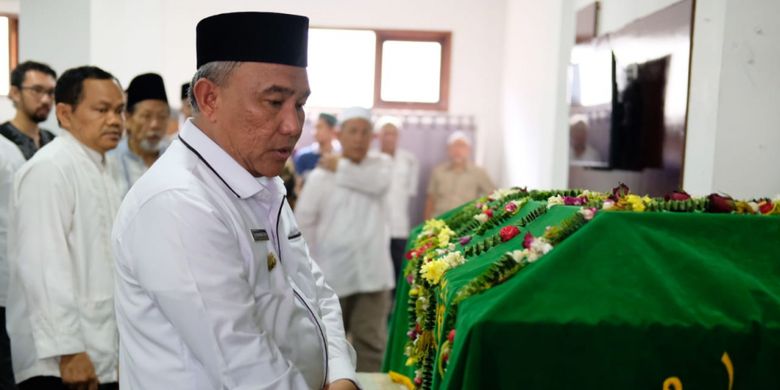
<box><xmin>7</xmin><ymin>131</ymin><xmax>120</xmax><ymax>384</ymax></box>
<box><xmin>107</xmin><ymin>137</ymin><xmax>150</xmax><ymax>198</ymax></box>
<box><xmin>383</xmin><ymin>148</ymin><xmax>419</xmax><ymax>239</ymax></box>
<box><xmin>112</xmin><ymin>120</ymin><xmax>357</xmax><ymax>390</ymax></box>
<box><xmin>295</xmin><ymin>152</ymin><xmax>395</xmax><ymax>298</ymax></box>
<box><xmin>0</xmin><ymin>136</ymin><xmax>24</xmax><ymax>307</ymax></box>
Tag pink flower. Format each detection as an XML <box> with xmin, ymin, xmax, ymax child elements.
<box><xmin>563</xmin><ymin>196</ymin><xmax>587</xmax><ymax>206</ymax></box>
<box><xmin>664</xmin><ymin>190</ymin><xmax>691</xmax><ymax>201</ymax></box>
<box><xmin>707</xmin><ymin>193</ymin><xmax>735</xmax><ymax>213</ymax></box>
<box><xmin>504</xmin><ymin>201</ymin><xmax>519</xmax><ymax>213</ymax></box>
<box><xmin>500</xmin><ymin>226</ymin><xmax>520</xmax><ymax>242</ymax></box>
<box><xmin>459</xmin><ymin>236</ymin><xmax>472</xmax><ymax>245</ymax></box>
<box><xmin>448</xmin><ymin>329</ymin><xmax>456</xmax><ymax>343</ymax></box>
<box><xmin>414</xmin><ymin>377</ymin><xmax>423</xmax><ymax>385</ymax></box>
<box><xmin>522</xmin><ymin>232</ymin><xmax>534</xmax><ymax>249</ymax></box>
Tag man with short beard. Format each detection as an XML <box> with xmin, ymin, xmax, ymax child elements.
<box><xmin>0</xmin><ymin>61</ymin><xmax>57</xmax><ymax>160</ymax></box>
<box><xmin>108</xmin><ymin>73</ymin><xmax>170</xmax><ymax>197</ymax></box>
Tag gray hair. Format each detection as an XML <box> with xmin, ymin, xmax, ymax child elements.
<box><xmin>188</xmin><ymin>61</ymin><xmax>241</xmax><ymax>113</ymax></box>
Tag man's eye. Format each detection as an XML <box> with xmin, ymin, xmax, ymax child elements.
<box><xmin>267</xmin><ymin>100</ymin><xmax>283</xmax><ymax>107</ymax></box>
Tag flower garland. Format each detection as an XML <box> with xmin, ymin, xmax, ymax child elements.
<box><xmin>401</xmin><ymin>184</ymin><xmax>780</xmax><ymax>389</ymax></box>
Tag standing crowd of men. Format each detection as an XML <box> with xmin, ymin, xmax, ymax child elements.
<box><xmin>0</xmin><ymin>11</ymin><xmax>494</xmax><ymax>390</ymax></box>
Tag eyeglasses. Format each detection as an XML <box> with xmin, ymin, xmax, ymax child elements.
<box><xmin>20</xmin><ymin>85</ymin><xmax>55</xmax><ymax>98</ymax></box>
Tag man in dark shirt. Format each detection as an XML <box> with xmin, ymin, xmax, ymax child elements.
<box><xmin>0</xmin><ymin>61</ymin><xmax>57</xmax><ymax>160</ymax></box>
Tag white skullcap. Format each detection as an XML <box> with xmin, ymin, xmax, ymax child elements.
<box><xmin>339</xmin><ymin>106</ymin><xmax>372</xmax><ymax>127</ymax></box>
<box><xmin>447</xmin><ymin>131</ymin><xmax>472</xmax><ymax>146</ymax></box>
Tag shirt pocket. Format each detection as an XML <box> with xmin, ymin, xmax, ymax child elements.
<box><xmin>281</xmin><ymin>233</ymin><xmax>318</xmax><ymax>301</ymax></box>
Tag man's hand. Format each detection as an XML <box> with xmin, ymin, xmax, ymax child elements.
<box><xmin>318</xmin><ymin>153</ymin><xmax>340</xmax><ymax>172</ymax></box>
<box><xmin>324</xmin><ymin>379</ymin><xmax>359</xmax><ymax>390</ymax></box>
<box><xmin>60</xmin><ymin>352</ymin><xmax>98</xmax><ymax>390</ymax></box>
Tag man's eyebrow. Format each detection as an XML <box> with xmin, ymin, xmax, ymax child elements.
<box><xmin>261</xmin><ymin>85</ymin><xmax>310</xmax><ymax>99</ymax></box>
<box><xmin>261</xmin><ymin>85</ymin><xmax>295</xmax><ymax>95</ymax></box>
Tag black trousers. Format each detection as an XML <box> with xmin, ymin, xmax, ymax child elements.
<box><xmin>389</xmin><ymin>238</ymin><xmax>408</xmax><ymax>286</ymax></box>
<box><xmin>18</xmin><ymin>376</ymin><xmax>118</xmax><ymax>390</ymax></box>
<box><xmin>0</xmin><ymin>307</ymin><xmax>14</xmax><ymax>390</ymax></box>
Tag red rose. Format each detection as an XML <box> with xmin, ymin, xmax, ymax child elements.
<box><xmin>707</xmin><ymin>193</ymin><xmax>736</xmax><ymax>213</ymax></box>
<box><xmin>405</xmin><ymin>250</ymin><xmax>416</xmax><ymax>260</ymax></box>
<box><xmin>522</xmin><ymin>232</ymin><xmax>534</xmax><ymax>249</ymax></box>
<box><xmin>448</xmin><ymin>329</ymin><xmax>456</xmax><ymax>343</ymax></box>
<box><xmin>759</xmin><ymin>200</ymin><xmax>774</xmax><ymax>214</ymax></box>
<box><xmin>484</xmin><ymin>209</ymin><xmax>494</xmax><ymax>218</ymax></box>
<box><xmin>664</xmin><ymin>190</ymin><xmax>691</xmax><ymax>201</ymax></box>
<box><xmin>500</xmin><ymin>226</ymin><xmax>520</xmax><ymax>242</ymax></box>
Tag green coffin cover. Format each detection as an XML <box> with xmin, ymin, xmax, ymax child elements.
<box><xmin>384</xmin><ymin>204</ymin><xmax>780</xmax><ymax>389</ymax></box>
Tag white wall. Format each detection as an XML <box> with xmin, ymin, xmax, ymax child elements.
<box><xmin>686</xmin><ymin>0</ymin><xmax>780</xmax><ymax>198</ymax></box>
<box><xmin>83</xmin><ymin>0</ymin><xmax>509</xmax><ymax>183</ymax></box>
<box><xmin>501</xmin><ymin>0</ymin><xmax>574</xmax><ymax>189</ymax></box>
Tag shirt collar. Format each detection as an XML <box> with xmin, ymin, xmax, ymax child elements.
<box><xmin>178</xmin><ymin>119</ymin><xmax>285</xmax><ymax>199</ymax></box>
<box><xmin>61</xmin><ymin>130</ymin><xmax>106</xmax><ymax>167</ymax></box>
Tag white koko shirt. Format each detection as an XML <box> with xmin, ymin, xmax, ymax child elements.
<box><xmin>7</xmin><ymin>131</ymin><xmax>121</xmax><ymax>384</ymax></box>
<box><xmin>383</xmin><ymin>148</ymin><xmax>419</xmax><ymax>239</ymax></box>
<box><xmin>0</xmin><ymin>136</ymin><xmax>24</xmax><ymax>307</ymax></box>
<box><xmin>295</xmin><ymin>152</ymin><xmax>395</xmax><ymax>298</ymax></box>
<box><xmin>112</xmin><ymin>120</ymin><xmax>357</xmax><ymax>390</ymax></box>
<box><xmin>107</xmin><ymin>137</ymin><xmax>150</xmax><ymax>199</ymax></box>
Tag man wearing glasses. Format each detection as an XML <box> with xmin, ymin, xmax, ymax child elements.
<box><xmin>0</xmin><ymin>61</ymin><xmax>57</xmax><ymax>160</ymax></box>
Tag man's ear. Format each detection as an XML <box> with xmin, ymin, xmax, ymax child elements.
<box><xmin>56</xmin><ymin>103</ymin><xmax>74</xmax><ymax>131</ymax></box>
<box><xmin>192</xmin><ymin>78</ymin><xmax>219</xmax><ymax>122</ymax></box>
<box><xmin>8</xmin><ymin>86</ymin><xmax>20</xmax><ymax>106</ymax></box>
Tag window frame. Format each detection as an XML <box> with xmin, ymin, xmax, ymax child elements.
<box><xmin>374</xmin><ymin>29</ymin><xmax>451</xmax><ymax>111</ymax></box>
<box><xmin>309</xmin><ymin>27</ymin><xmax>451</xmax><ymax>111</ymax></box>
<box><xmin>0</xmin><ymin>13</ymin><xmax>18</xmax><ymax>96</ymax></box>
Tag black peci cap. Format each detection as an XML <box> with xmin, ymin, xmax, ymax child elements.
<box><xmin>196</xmin><ymin>12</ymin><xmax>309</xmax><ymax>68</ymax></box>
<box><xmin>126</xmin><ymin>73</ymin><xmax>168</xmax><ymax>109</ymax></box>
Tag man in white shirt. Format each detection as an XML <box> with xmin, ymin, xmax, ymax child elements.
<box><xmin>7</xmin><ymin>66</ymin><xmax>124</xmax><ymax>390</ymax></box>
<box><xmin>112</xmin><ymin>12</ymin><xmax>358</xmax><ymax>390</ymax></box>
<box><xmin>0</xmin><ymin>137</ymin><xmax>24</xmax><ymax>390</ymax></box>
<box><xmin>296</xmin><ymin>107</ymin><xmax>395</xmax><ymax>372</ymax></box>
<box><xmin>108</xmin><ymin>73</ymin><xmax>170</xmax><ymax>197</ymax></box>
<box><xmin>376</xmin><ymin>116</ymin><xmax>419</xmax><ymax>285</ymax></box>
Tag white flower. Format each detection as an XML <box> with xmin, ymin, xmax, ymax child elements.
<box><xmin>508</xmin><ymin>249</ymin><xmax>527</xmax><ymax>263</ymax></box>
<box><xmin>547</xmin><ymin>195</ymin><xmax>564</xmax><ymax>209</ymax></box>
<box><xmin>474</xmin><ymin>213</ymin><xmax>489</xmax><ymax>223</ymax></box>
<box><xmin>602</xmin><ymin>200</ymin><xmax>615</xmax><ymax>210</ymax></box>
<box><xmin>489</xmin><ymin>188</ymin><xmax>519</xmax><ymax>201</ymax></box>
<box><xmin>579</xmin><ymin>208</ymin><xmax>595</xmax><ymax>221</ymax></box>
<box><xmin>748</xmin><ymin>202</ymin><xmax>760</xmax><ymax>213</ymax></box>
<box><xmin>530</xmin><ymin>237</ymin><xmax>553</xmax><ymax>255</ymax></box>
<box><xmin>443</xmin><ymin>252</ymin><xmax>466</xmax><ymax>267</ymax></box>
<box><xmin>526</xmin><ymin>251</ymin><xmax>541</xmax><ymax>263</ymax></box>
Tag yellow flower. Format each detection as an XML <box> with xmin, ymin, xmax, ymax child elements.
<box><xmin>437</xmin><ymin>226</ymin><xmax>456</xmax><ymax>248</ymax></box>
<box><xmin>421</xmin><ymin>260</ymin><xmax>450</xmax><ymax>285</ymax></box>
<box><xmin>624</xmin><ymin>194</ymin><xmax>647</xmax><ymax>212</ymax></box>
